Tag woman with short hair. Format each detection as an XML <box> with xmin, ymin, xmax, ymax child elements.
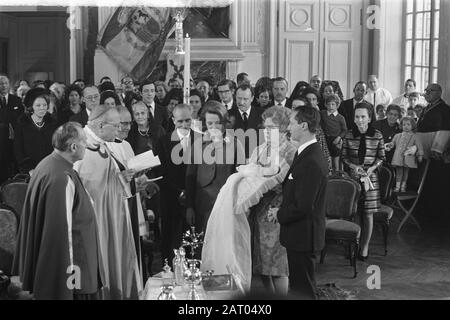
<box><xmin>14</xmin><ymin>88</ymin><xmax>57</xmax><ymax>174</ymax></box>
<box><xmin>342</xmin><ymin>103</ymin><xmax>385</xmax><ymax>260</ymax></box>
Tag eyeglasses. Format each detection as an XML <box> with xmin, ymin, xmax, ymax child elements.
<box><xmin>103</xmin><ymin>122</ymin><xmax>121</xmax><ymax>129</ymax></box>
<box><xmin>84</xmin><ymin>94</ymin><xmax>100</xmax><ymax>100</ymax></box>
<box><xmin>218</xmin><ymin>90</ymin><xmax>231</xmax><ymax>94</ymax></box>
<box><xmin>120</xmin><ymin>121</ymin><xmax>132</xmax><ymax>127</ymax></box>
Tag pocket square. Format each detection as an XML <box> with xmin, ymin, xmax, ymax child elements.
<box><xmin>288</xmin><ymin>173</ymin><xmax>293</xmax><ymax>180</ymax></box>
<box><xmin>14</xmin><ymin>106</ymin><xmax>18</xmax><ymax>110</ymax></box>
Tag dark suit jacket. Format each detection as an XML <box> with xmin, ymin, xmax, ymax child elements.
<box><xmin>228</xmin><ymin>106</ymin><xmax>263</xmax><ymax>158</ymax></box>
<box><xmin>155</xmin><ymin>129</ymin><xmax>199</xmax><ymax>194</ymax></box>
<box><xmin>145</xmin><ymin>102</ymin><xmax>169</xmax><ymax>131</ymax></box>
<box><xmin>4</xmin><ymin>94</ymin><xmax>24</xmax><ymax>128</ymax></box>
<box><xmin>69</xmin><ymin>108</ymin><xmax>89</xmax><ymax>127</ymax></box>
<box><xmin>338</xmin><ymin>98</ymin><xmax>374</xmax><ymax>129</ymax></box>
<box><xmin>278</xmin><ymin>142</ymin><xmax>328</xmax><ymax>252</ymax></box>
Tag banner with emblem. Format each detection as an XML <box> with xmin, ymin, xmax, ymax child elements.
<box><xmin>98</xmin><ymin>7</ymin><xmax>180</xmax><ymax>82</ymax></box>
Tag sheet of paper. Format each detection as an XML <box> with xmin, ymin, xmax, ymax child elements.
<box><xmin>127</xmin><ymin>150</ymin><xmax>161</xmax><ymax>172</ymax></box>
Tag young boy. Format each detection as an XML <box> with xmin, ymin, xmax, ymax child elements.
<box><xmin>320</xmin><ymin>94</ymin><xmax>347</xmax><ymax>170</ymax></box>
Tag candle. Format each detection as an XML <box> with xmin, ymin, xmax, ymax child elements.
<box><xmin>183</xmin><ymin>34</ymin><xmax>191</xmax><ymax>104</ymax></box>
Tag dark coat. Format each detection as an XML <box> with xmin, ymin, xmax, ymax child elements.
<box><xmin>0</xmin><ymin>94</ymin><xmax>23</xmax><ymax>182</ymax></box>
<box><xmin>144</xmin><ymin>102</ymin><xmax>170</xmax><ymax>131</ymax></box>
<box><xmin>69</xmin><ymin>108</ymin><xmax>89</xmax><ymax>127</ymax></box>
<box><xmin>13</xmin><ymin>152</ymin><xmax>101</xmax><ymax>299</ymax></box>
<box><xmin>278</xmin><ymin>142</ymin><xmax>329</xmax><ymax>252</ymax></box>
<box><xmin>14</xmin><ymin>113</ymin><xmax>56</xmax><ymax>173</ymax></box>
<box><xmin>126</xmin><ymin>121</ymin><xmax>166</xmax><ymax>155</ymax></box>
<box><xmin>417</xmin><ymin>99</ymin><xmax>450</xmax><ymax>132</ymax></box>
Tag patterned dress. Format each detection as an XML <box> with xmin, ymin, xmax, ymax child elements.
<box><xmin>342</xmin><ymin>126</ymin><xmax>385</xmax><ymax>215</ymax></box>
<box><xmin>250</xmin><ymin>139</ymin><xmax>296</xmax><ymax>276</ymax></box>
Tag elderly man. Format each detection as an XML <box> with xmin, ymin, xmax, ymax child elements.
<box><xmin>417</xmin><ymin>84</ymin><xmax>450</xmax><ymax>218</ymax></box>
<box><xmin>70</xmin><ymin>86</ymin><xmax>100</xmax><ymax>126</ymax></box>
<box><xmin>309</xmin><ymin>75</ymin><xmax>322</xmax><ymax>91</ymax></box>
<box><xmin>364</xmin><ymin>75</ymin><xmax>393</xmax><ymax>108</ymax></box>
<box><xmin>13</xmin><ymin>122</ymin><xmax>101</xmax><ymax>300</ymax></box>
<box><xmin>0</xmin><ymin>74</ymin><xmax>24</xmax><ymax>183</ymax></box>
<box><xmin>272</xmin><ymin>77</ymin><xmax>291</xmax><ymax>108</ymax></box>
<box><xmin>74</xmin><ymin>105</ymin><xmax>141</xmax><ymax>299</ymax></box>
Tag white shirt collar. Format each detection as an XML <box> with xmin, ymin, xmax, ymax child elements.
<box><xmin>275</xmin><ymin>99</ymin><xmax>286</xmax><ymax>107</ymax></box>
<box><xmin>239</xmin><ymin>106</ymin><xmax>251</xmax><ymax>117</ymax></box>
<box><xmin>1</xmin><ymin>93</ymin><xmax>8</xmax><ymax>104</ymax></box>
<box><xmin>86</xmin><ymin>108</ymin><xmax>91</xmax><ymax>117</ymax></box>
<box><xmin>297</xmin><ymin>138</ymin><xmax>317</xmax><ymax>156</ymax></box>
<box><xmin>176</xmin><ymin>128</ymin><xmax>190</xmax><ymax>140</ymax></box>
<box><xmin>222</xmin><ymin>101</ymin><xmax>233</xmax><ymax>109</ymax></box>
<box><xmin>327</xmin><ymin>110</ymin><xmax>338</xmax><ymax>116</ymax></box>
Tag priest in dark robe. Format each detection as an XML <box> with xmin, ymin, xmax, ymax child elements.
<box><xmin>74</xmin><ymin>105</ymin><xmax>141</xmax><ymax>299</ymax></box>
<box><xmin>13</xmin><ymin>122</ymin><xmax>101</xmax><ymax>300</ymax></box>
<box><xmin>416</xmin><ymin>83</ymin><xmax>450</xmax><ymax>218</ymax></box>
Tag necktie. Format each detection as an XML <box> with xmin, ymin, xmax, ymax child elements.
<box><xmin>242</xmin><ymin>112</ymin><xmax>248</xmax><ymax>130</ymax></box>
<box><xmin>225</xmin><ymin>104</ymin><xmax>228</xmax><ymax>110</ymax></box>
<box><xmin>1</xmin><ymin>95</ymin><xmax>6</xmax><ymax>108</ymax></box>
<box><xmin>277</xmin><ymin>103</ymin><xmax>282</xmax><ymax>107</ymax></box>
<box><xmin>148</xmin><ymin>105</ymin><xmax>155</xmax><ymax>124</ymax></box>
<box><xmin>373</xmin><ymin>92</ymin><xmax>376</xmax><ymax>106</ymax></box>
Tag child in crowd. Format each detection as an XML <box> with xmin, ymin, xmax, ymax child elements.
<box><xmin>320</xmin><ymin>94</ymin><xmax>347</xmax><ymax>170</ymax></box>
<box><xmin>376</xmin><ymin>104</ymin><xmax>386</xmax><ymax>120</ymax></box>
<box><xmin>385</xmin><ymin>116</ymin><xmax>424</xmax><ymax>192</ymax></box>
<box><xmin>407</xmin><ymin>108</ymin><xmax>418</xmax><ymax>121</ymax></box>
<box><xmin>413</xmin><ymin>104</ymin><xmax>425</xmax><ymax>119</ymax></box>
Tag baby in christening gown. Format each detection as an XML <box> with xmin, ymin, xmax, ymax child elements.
<box><xmin>201</xmin><ymin>139</ymin><xmax>296</xmax><ymax>293</ymax></box>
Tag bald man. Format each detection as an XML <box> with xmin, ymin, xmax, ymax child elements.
<box><xmin>364</xmin><ymin>75</ymin><xmax>393</xmax><ymax>108</ymax></box>
<box><xmin>74</xmin><ymin>105</ymin><xmax>142</xmax><ymax>299</ymax></box>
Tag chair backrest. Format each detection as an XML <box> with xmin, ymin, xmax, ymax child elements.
<box><xmin>0</xmin><ymin>181</ymin><xmax>29</xmax><ymax>222</ymax></box>
<box><xmin>0</xmin><ymin>209</ymin><xmax>18</xmax><ymax>275</ymax></box>
<box><xmin>325</xmin><ymin>175</ymin><xmax>361</xmax><ymax>220</ymax></box>
<box><xmin>378</xmin><ymin>165</ymin><xmax>394</xmax><ymax>203</ymax></box>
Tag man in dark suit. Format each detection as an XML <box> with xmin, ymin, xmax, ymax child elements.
<box><xmin>69</xmin><ymin>85</ymin><xmax>100</xmax><ymax>126</ymax></box>
<box><xmin>228</xmin><ymin>83</ymin><xmax>263</xmax><ymax>159</ymax></box>
<box><xmin>272</xmin><ymin>77</ymin><xmax>292</xmax><ymax>108</ymax></box>
<box><xmin>154</xmin><ymin>104</ymin><xmax>197</xmax><ymax>265</ymax></box>
<box><xmin>339</xmin><ymin>81</ymin><xmax>374</xmax><ymax>128</ymax></box>
<box><xmin>0</xmin><ymin>74</ymin><xmax>24</xmax><ymax>183</ymax></box>
<box><xmin>217</xmin><ymin>79</ymin><xmax>236</xmax><ymax>111</ymax></box>
<box><xmin>140</xmin><ymin>80</ymin><xmax>169</xmax><ymax>131</ymax></box>
<box><xmin>270</xmin><ymin>105</ymin><xmax>328</xmax><ymax>300</ymax></box>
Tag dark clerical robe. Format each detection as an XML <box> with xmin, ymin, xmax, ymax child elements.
<box><xmin>13</xmin><ymin>151</ymin><xmax>101</xmax><ymax>299</ymax></box>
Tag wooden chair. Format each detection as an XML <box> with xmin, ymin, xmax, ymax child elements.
<box><xmin>0</xmin><ymin>208</ymin><xmax>18</xmax><ymax>276</ymax></box>
<box><xmin>395</xmin><ymin>159</ymin><xmax>430</xmax><ymax>233</ymax></box>
<box><xmin>0</xmin><ymin>176</ymin><xmax>29</xmax><ymax>223</ymax></box>
<box><xmin>373</xmin><ymin>166</ymin><xmax>395</xmax><ymax>255</ymax></box>
<box><xmin>320</xmin><ymin>172</ymin><xmax>361</xmax><ymax>278</ymax></box>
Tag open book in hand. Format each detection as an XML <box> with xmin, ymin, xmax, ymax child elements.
<box><xmin>127</xmin><ymin>150</ymin><xmax>161</xmax><ymax>172</ymax></box>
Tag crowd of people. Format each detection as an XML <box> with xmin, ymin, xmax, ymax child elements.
<box><xmin>0</xmin><ymin>70</ymin><xmax>449</xmax><ymax>300</ymax></box>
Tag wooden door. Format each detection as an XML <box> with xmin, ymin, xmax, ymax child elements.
<box><xmin>277</xmin><ymin>0</ymin><xmax>363</xmax><ymax>98</ymax></box>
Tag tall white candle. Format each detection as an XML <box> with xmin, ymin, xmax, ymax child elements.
<box><xmin>183</xmin><ymin>34</ymin><xmax>191</xmax><ymax>104</ymax></box>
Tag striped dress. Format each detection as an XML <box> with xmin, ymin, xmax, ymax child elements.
<box><xmin>342</xmin><ymin>126</ymin><xmax>385</xmax><ymax>215</ymax></box>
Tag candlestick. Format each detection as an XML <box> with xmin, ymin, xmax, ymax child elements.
<box><xmin>183</xmin><ymin>34</ymin><xmax>191</xmax><ymax>104</ymax></box>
